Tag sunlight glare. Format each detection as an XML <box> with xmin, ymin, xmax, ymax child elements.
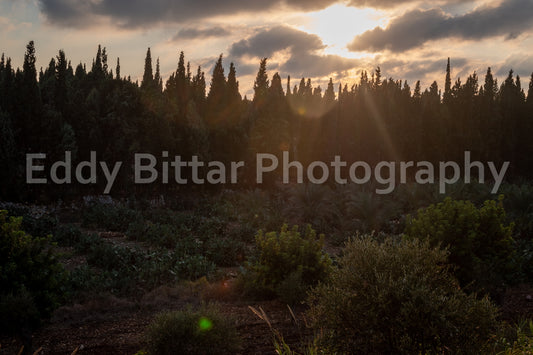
<box><xmin>302</xmin><ymin>4</ymin><xmax>386</xmax><ymax>58</ymax></box>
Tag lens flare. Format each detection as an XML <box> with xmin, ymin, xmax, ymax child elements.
<box><xmin>198</xmin><ymin>317</ymin><xmax>213</xmax><ymax>331</ymax></box>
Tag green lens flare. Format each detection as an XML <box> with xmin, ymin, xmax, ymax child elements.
<box><xmin>198</xmin><ymin>317</ymin><xmax>213</xmax><ymax>331</ymax></box>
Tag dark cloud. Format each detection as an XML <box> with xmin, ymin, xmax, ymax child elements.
<box><xmin>36</xmin><ymin>0</ymin><xmax>94</xmax><ymax>27</ymax></box>
<box><xmin>38</xmin><ymin>0</ymin><xmax>337</xmax><ymax>28</ymax></box>
<box><xmin>230</xmin><ymin>26</ymin><xmax>325</xmax><ymax>58</ymax></box>
<box><xmin>229</xmin><ymin>25</ymin><xmax>361</xmax><ymax>77</ymax></box>
<box><xmin>348</xmin><ymin>0</ymin><xmax>533</xmax><ymax>53</ymax></box>
<box><xmin>173</xmin><ymin>26</ymin><xmax>231</xmax><ymax>40</ymax></box>
<box><xmin>346</xmin><ymin>0</ymin><xmax>473</xmax><ymax>9</ymax></box>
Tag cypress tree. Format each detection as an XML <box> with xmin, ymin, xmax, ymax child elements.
<box><xmin>141</xmin><ymin>47</ymin><xmax>154</xmax><ymax>91</ymax></box>
<box><xmin>154</xmin><ymin>57</ymin><xmax>162</xmax><ymax>93</ymax></box>
<box><xmin>253</xmin><ymin>58</ymin><xmax>269</xmax><ymax>107</ymax></box>
<box><xmin>443</xmin><ymin>57</ymin><xmax>452</xmax><ymax>105</ymax></box>
<box><xmin>324</xmin><ymin>78</ymin><xmax>335</xmax><ymax>106</ymax></box>
<box><xmin>115</xmin><ymin>57</ymin><xmax>121</xmax><ymax>80</ymax></box>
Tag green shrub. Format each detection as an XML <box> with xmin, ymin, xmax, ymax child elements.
<box><xmin>143</xmin><ymin>222</ymin><xmax>180</xmax><ymax>248</ymax></box>
<box><xmin>171</xmin><ymin>254</ymin><xmax>216</xmax><ymax>280</ymax></box>
<box><xmin>144</xmin><ymin>304</ymin><xmax>240</xmax><ymax>355</ymax></box>
<box><xmin>308</xmin><ymin>236</ymin><xmax>499</xmax><ymax>355</ymax></box>
<box><xmin>500</xmin><ymin>183</ymin><xmax>533</xmax><ymax>239</ymax></box>
<box><xmin>0</xmin><ymin>210</ymin><xmax>66</xmax><ymax>342</ymax></box>
<box><xmin>497</xmin><ymin>320</ymin><xmax>533</xmax><ymax>354</ymax></box>
<box><xmin>21</xmin><ymin>213</ymin><xmax>58</xmax><ymax>239</ymax></box>
<box><xmin>404</xmin><ymin>196</ymin><xmax>515</xmax><ymax>293</ymax></box>
<box><xmin>126</xmin><ymin>218</ymin><xmax>148</xmax><ymax>241</ymax></box>
<box><xmin>69</xmin><ymin>232</ymin><xmax>215</xmax><ymax>296</ymax></box>
<box><xmin>82</xmin><ymin>202</ymin><xmax>140</xmax><ymax>232</ymax></box>
<box><xmin>54</xmin><ymin>223</ymin><xmax>82</xmax><ymax>246</ymax></box>
<box><xmin>205</xmin><ymin>237</ymin><xmax>245</xmax><ymax>267</ymax></box>
<box><xmin>241</xmin><ymin>224</ymin><xmax>331</xmax><ymax>301</ymax></box>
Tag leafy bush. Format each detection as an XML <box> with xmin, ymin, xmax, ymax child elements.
<box><xmin>308</xmin><ymin>236</ymin><xmax>499</xmax><ymax>354</ymax></box>
<box><xmin>142</xmin><ymin>222</ymin><xmax>180</xmax><ymax>248</ymax></box>
<box><xmin>205</xmin><ymin>237</ymin><xmax>245</xmax><ymax>267</ymax></box>
<box><xmin>404</xmin><ymin>196</ymin><xmax>515</xmax><ymax>293</ymax></box>
<box><xmin>171</xmin><ymin>254</ymin><xmax>216</xmax><ymax>281</ymax></box>
<box><xmin>241</xmin><ymin>224</ymin><xmax>331</xmax><ymax>301</ymax></box>
<box><xmin>0</xmin><ymin>210</ymin><xmax>66</xmax><ymax>342</ymax></box>
<box><xmin>53</xmin><ymin>223</ymin><xmax>82</xmax><ymax>246</ymax></box>
<box><xmin>68</xmin><ymin>231</ymin><xmax>215</xmax><ymax>296</ymax></box>
<box><xmin>20</xmin><ymin>213</ymin><xmax>58</xmax><ymax>239</ymax></box>
<box><xmin>144</xmin><ymin>304</ymin><xmax>240</xmax><ymax>355</ymax></box>
<box><xmin>82</xmin><ymin>202</ymin><xmax>141</xmax><ymax>232</ymax></box>
<box><xmin>500</xmin><ymin>183</ymin><xmax>533</xmax><ymax>239</ymax></box>
<box><xmin>497</xmin><ymin>320</ymin><xmax>533</xmax><ymax>354</ymax></box>
<box><xmin>283</xmin><ymin>183</ymin><xmax>339</xmax><ymax>231</ymax></box>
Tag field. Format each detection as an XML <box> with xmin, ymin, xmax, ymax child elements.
<box><xmin>2</xmin><ymin>181</ymin><xmax>533</xmax><ymax>354</ymax></box>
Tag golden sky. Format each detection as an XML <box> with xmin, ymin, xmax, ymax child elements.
<box><xmin>1</xmin><ymin>0</ymin><xmax>533</xmax><ymax>96</ymax></box>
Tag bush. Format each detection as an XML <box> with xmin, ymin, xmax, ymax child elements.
<box><xmin>21</xmin><ymin>213</ymin><xmax>58</xmax><ymax>239</ymax></box>
<box><xmin>308</xmin><ymin>236</ymin><xmax>499</xmax><ymax>354</ymax></box>
<box><xmin>205</xmin><ymin>237</ymin><xmax>245</xmax><ymax>267</ymax></box>
<box><xmin>498</xmin><ymin>320</ymin><xmax>533</xmax><ymax>354</ymax></box>
<box><xmin>171</xmin><ymin>254</ymin><xmax>216</xmax><ymax>280</ymax></box>
<box><xmin>500</xmin><ymin>183</ymin><xmax>533</xmax><ymax>239</ymax></box>
<box><xmin>54</xmin><ymin>223</ymin><xmax>82</xmax><ymax>246</ymax></box>
<box><xmin>241</xmin><ymin>224</ymin><xmax>331</xmax><ymax>302</ymax></box>
<box><xmin>144</xmin><ymin>304</ymin><xmax>240</xmax><ymax>355</ymax></box>
<box><xmin>82</xmin><ymin>202</ymin><xmax>140</xmax><ymax>232</ymax></box>
<box><xmin>0</xmin><ymin>210</ymin><xmax>66</xmax><ymax>347</ymax></box>
<box><xmin>404</xmin><ymin>196</ymin><xmax>515</xmax><ymax>293</ymax></box>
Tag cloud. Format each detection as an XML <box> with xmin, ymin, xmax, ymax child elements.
<box><xmin>38</xmin><ymin>0</ymin><xmax>337</xmax><ymax>28</ymax></box>
<box><xmin>497</xmin><ymin>54</ymin><xmax>533</xmax><ymax>78</ymax></box>
<box><xmin>173</xmin><ymin>26</ymin><xmax>232</xmax><ymax>40</ymax></box>
<box><xmin>376</xmin><ymin>57</ymin><xmax>468</xmax><ymax>84</ymax></box>
<box><xmin>230</xmin><ymin>26</ymin><xmax>325</xmax><ymax>58</ymax></box>
<box><xmin>229</xmin><ymin>25</ymin><xmax>361</xmax><ymax>77</ymax></box>
<box><xmin>348</xmin><ymin>0</ymin><xmax>533</xmax><ymax>53</ymax></box>
<box><xmin>345</xmin><ymin>0</ymin><xmax>474</xmax><ymax>9</ymax></box>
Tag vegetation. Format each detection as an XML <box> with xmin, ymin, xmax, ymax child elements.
<box><xmin>404</xmin><ymin>196</ymin><xmax>515</xmax><ymax>294</ymax></box>
<box><xmin>1</xmin><ymin>44</ymin><xmax>533</xmax><ymax>200</ymax></box>
<box><xmin>144</xmin><ymin>304</ymin><xmax>240</xmax><ymax>355</ymax></box>
<box><xmin>1</xmin><ymin>37</ymin><xmax>533</xmax><ymax>354</ymax></box>
<box><xmin>308</xmin><ymin>236</ymin><xmax>499</xmax><ymax>354</ymax></box>
<box><xmin>0</xmin><ymin>210</ymin><xmax>66</xmax><ymax>351</ymax></box>
<box><xmin>240</xmin><ymin>224</ymin><xmax>331</xmax><ymax>303</ymax></box>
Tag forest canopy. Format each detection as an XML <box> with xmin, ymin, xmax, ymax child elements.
<box><xmin>0</xmin><ymin>42</ymin><xmax>532</xmax><ymax>200</ymax></box>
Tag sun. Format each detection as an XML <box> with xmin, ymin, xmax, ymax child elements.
<box><xmin>302</xmin><ymin>4</ymin><xmax>387</xmax><ymax>58</ymax></box>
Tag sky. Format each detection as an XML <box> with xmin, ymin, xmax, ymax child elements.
<box><xmin>1</xmin><ymin>0</ymin><xmax>533</xmax><ymax>97</ymax></box>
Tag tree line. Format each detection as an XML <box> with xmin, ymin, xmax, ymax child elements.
<box><xmin>0</xmin><ymin>42</ymin><xmax>532</xmax><ymax>200</ymax></box>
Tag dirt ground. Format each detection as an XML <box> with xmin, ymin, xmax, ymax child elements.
<box><xmin>0</xmin><ymin>291</ymin><xmax>312</xmax><ymax>355</ymax></box>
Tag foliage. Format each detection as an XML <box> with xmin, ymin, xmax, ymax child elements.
<box><xmin>0</xmin><ymin>210</ymin><xmax>66</xmax><ymax>336</ymax></box>
<box><xmin>241</xmin><ymin>224</ymin><xmax>331</xmax><ymax>302</ymax></box>
<box><xmin>404</xmin><ymin>196</ymin><xmax>515</xmax><ymax>293</ymax></box>
<box><xmin>307</xmin><ymin>236</ymin><xmax>499</xmax><ymax>354</ymax></box>
<box><xmin>283</xmin><ymin>184</ymin><xmax>339</xmax><ymax>232</ymax></box>
<box><xmin>68</xmin><ymin>231</ymin><xmax>215</xmax><ymax>297</ymax></box>
<box><xmin>497</xmin><ymin>320</ymin><xmax>533</xmax><ymax>355</ymax></box>
<box><xmin>249</xmin><ymin>305</ymin><xmax>324</xmax><ymax>355</ymax></box>
<box><xmin>82</xmin><ymin>202</ymin><xmax>141</xmax><ymax>232</ymax></box>
<box><xmin>500</xmin><ymin>182</ymin><xmax>533</xmax><ymax>239</ymax></box>
<box><xmin>204</xmin><ymin>237</ymin><xmax>246</xmax><ymax>267</ymax></box>
<box><xmin>144</xmin><ymin>304</ymin><xmax>240</xmax><ymax>355</ymax></box>
<box><xmin>1</xmin><ymin>42</ymin><xmax>533</xmax><ymax>200</ymax></box>
<box><xmin>343</xmin><ymin>185</ymin><xmax>402</xmax><ymax>233</ymax></box>
<box><xmin>53</xmin><ymin>223</ymin><xmax>82</xmax><ymax>246</ymax></box>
